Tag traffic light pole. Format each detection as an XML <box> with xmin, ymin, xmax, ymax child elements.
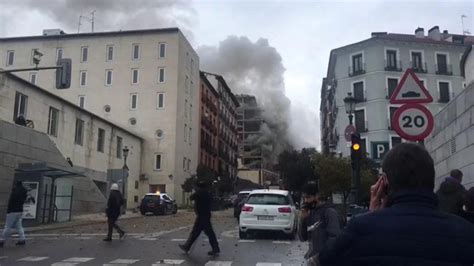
<box><xmin>350</xmin><ymin>133</ymin><xmax>362</xmax><ymax>205</ymax></box>
<box><xmin>0</xmin><ymin>66</ymin><xmax>61</xmax><ymax>73</ymax></box>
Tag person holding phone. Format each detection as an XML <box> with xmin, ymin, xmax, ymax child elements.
<box><xmin>318</xmin><ymin>143</ymin><xmax>474</xmax><ymax>266</ymax></box>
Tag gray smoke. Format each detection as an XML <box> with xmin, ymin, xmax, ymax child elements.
<box><xmin>6</xmin><ymin>0</ymin><xmax>196</xmax><ymax>40</ymax></box>
<box><xmin>198</xmin><ymin>36</ymin><xmax>293</xmax><ymax>164</ymax></box>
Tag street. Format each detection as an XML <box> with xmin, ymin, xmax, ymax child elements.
<box><xmin>0</xmin><ymin>210</ymin><xmax>307</xmax><ymax>266</ymax></box>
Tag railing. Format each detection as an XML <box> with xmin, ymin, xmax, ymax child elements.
<box><xmin>384</xmin><ymin>60</ymin><xmax>403</xmax><ymax>72</ymax></box>
<box><xmin>348</xmin><ymin>63</ymin><xmax>366</xmax><ymax>77</ymax></box>
<box><xmin>410</xmin><ymin>61</ymin><xmax>428</xmax><ymax>73</ymax></box>
<box><xmin>435</xmin><ymin>64</ymin><xmax>453</xmax><ymax>75</ymax></box>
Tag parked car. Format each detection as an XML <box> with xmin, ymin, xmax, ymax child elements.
<box><xmin>234</xmin><ymin>190</ymin><xmax>252</xmax><ymax>218</ymax></box>
<box><xmin>139</xmin><ymin>192</ymin><xmax>178</xmax><ymax>215</ymax></box>
<box><xmin>239</xmin><ymin>189</ymin><xmax>298</xmax><ymax>240</ymax></box>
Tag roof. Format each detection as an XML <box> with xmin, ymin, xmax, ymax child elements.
<box><xmin>0</xmin><ymin>28</ymin><xmax>180</xmax><ymax>42</ymax></box>
<box><xmin>460</xmin><ymin>45</ymin><xmax>473</xmax><ymax>77</ymax></box>
<box><xmin>2</xmin><ymin>72</ymin><xmax>143</xmax><ymax>140</ymax></box>
<box><xmin>201</xmin><ymin>71</ymin><xmax>240</xmax><ymax>107</ymax></box>
<box><xmin>200</xmin><ymin>71</ymin><xmax>219</xmax><ymax>97</ymax></box>
<box><xmin>249</xmin><ymin>189</ymin><xmax>289</xmax><ymax>196</ymax></box>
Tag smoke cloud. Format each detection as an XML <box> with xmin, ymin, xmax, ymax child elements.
<box><xmin>198</xmin><ymin>36</ymin><xmax>293</xmax><ymax>164</ymax></box>
<box><xmin>5</xmin><ymin>0</ymin><xmax>196</xmax><ymax>40</ymax></box>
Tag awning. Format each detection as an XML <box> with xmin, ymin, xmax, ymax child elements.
<box><xmin>15</xmin><ymin>162</ymin><xmax>85</xmax><ymax>178</ymax></box>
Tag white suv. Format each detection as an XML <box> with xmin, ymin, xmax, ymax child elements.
<box><xmin>239</xmin><ymin>189</ymin><xmax>298</xmax><ymax>239</ymax></box>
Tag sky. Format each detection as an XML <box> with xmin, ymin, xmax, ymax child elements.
<box><xmin>0</xmin><ymin>0</ymin><xmax>472</xmax><ymax>150</ymax></box>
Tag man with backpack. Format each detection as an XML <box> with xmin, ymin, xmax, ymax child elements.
<box><xmin>298</xmin><ymin>182</ymin><xmax>341</xmax><ymax>265</ymax></box>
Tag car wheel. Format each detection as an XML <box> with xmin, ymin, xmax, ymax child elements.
<box><xmin>140</xmin><ymin>210</ymin><xmax>146</xmax><ymax>216</ymax></box>
<box><xmin>239</xmin><ymin>229</ymin><xmax>248</xmax><ymax>240</ymax></box>
<box><xmin>172</xmin><ymin>206</ymin><xmax>178</xmax><ymax>214</ymax></box>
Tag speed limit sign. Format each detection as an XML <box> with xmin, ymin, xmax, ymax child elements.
<box><xmin>392</xmin><ymin>103</ymin><xmax>434</xmax><ymax>141</ymax></box>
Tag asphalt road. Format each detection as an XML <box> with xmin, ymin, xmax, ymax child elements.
<box><xmin>0</xmin><ymin>210</ymin><xmax>307</xmax><ymax>266</ymax></box>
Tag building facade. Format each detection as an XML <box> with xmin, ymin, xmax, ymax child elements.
<box><xmin>199</xmin><ymin>72</ymin><xmax>220</xmax><ymax>173</ymax></box>
<box><xmin>0</xmin><ymin>28</ymin><xmax>200</xmax><ymax>204</ymax></box>
<box><xmin>321</xmin><ymin>26</ymin><xmax>472</xmax><ymax>161</ymax></box>
<box><xmin>202</xmin><ymin>72</ymin><xmax>239</xmax><ymax>179</ymax></box>
<box><xmin>0</xmin><ymin>72</ymin><xmax>143</xmax><ymax>217</ymax></box>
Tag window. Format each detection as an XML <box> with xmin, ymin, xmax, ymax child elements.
<box><xmin>185</xmin><ymin>100</ymin><xmax>188</xmax><ymax>118</ymax></box>
<box><xmin>132</xmin><ymin>69</ymin><xmax>139</xmax><ymax>84</ymax></box>
<box><xmin>189</xmin><ymin>104</ymin><xmax>193</xmax><ymax>121</ymax></box>
<box><xmin>436</xmin><ymin>53</ymin><xmax>451</xmax><ymax>75</ymax></box>
<box><xmin>132</xmin><ymin>44</ymin><xmax>140</xmax><ymax>60</ymax></box>
<box><xmin>387</xmin><ymin>78</ymin><xmax>398</xmax><ymax>98</ymax></box>
<box><xmin>189</xmin><ymin>127</ymin><xmax>192</xmax><ymax>144</ymax></box>
<box><xmin>135</xmin><ymin>181</ymin><xmax>139</xmax><ymax>190</ymax></box>
<box><xmin>159</xmin><ymin>43</ymin><xmax>166</xmax><ymax>58</ymax></box>
<box><xmin>30</xmin><ymin>49</ymin><xmax>37</xmax><ymax>65</ymax></box>
<box><xmin>184</xmin><ymin>124</ymin><xmax>187</xmax><ymax>142</ymax></box>
<box><xmin>353</xmin><ymin>81</ymin><xmax>365</xmax><ymax>101</ymax></box>
<box><xmin>351</xmin><ymin>53</ymin><xmax>364</xmax><ymax>75</ymax></box>
<box><xmin>386</xmin><ymin>50</ymin><xmax>398</xmax><ymax>70</ymax></box>
<box><xmin>105</xmin><ymin>70</ymin><xmax>113</xmax><ymax>86</ymax></box>
<box><xmin>183</xmin><ymin>157</ymin><xmax>187</xmax><ymax>170</ymax></box>
<box><xmin>56</xmin><ymin>48</ymin><xmax>63</xmax><ymax>62</ymax></box>
<box><xmin>158</xmin><ymin>68</ymin><xmax>165</xmax><ymax>83</ymax></box>
<box><xmin>97</xmin><ymin>128</ymin><xmax>105</xmax><ymax>152</ymax></box>
<box><xmin>154</xmin><ymin>154</ymin><xmax>162</xmax><ymax>170</ymax></box>
<box><xmin>355</xmin><ymin>109</ymin><xmax>366</xmax><ymax>132</ymax></box>
<box><xmin>74</xmin><ymin>119</ymin><xmax>84</xmax><ymax>145</ymax></box>
<box><xmin>80</xmin><ymin>71</ymin><xmax>87</xmax><ymax>87</ymax></box>
<box><xmin>185</xmin><ymin>76</ymin><xmax>189</xmax><ymax>93</ymax></box>
<box><xmin>81</xmin><ymin>47</ymin><xmax>88</xmax><ymax>62</ymax></box>
<box><xmin>157</xmin><ymin>93</ymin><xmax>165</xmax><ymax>109</ymax></box>
<box><xmin>6</xmin><ymin>50</ymin><xmax>14</xmax><ymax>66</ymax></box>
<box><xmin>360</xmin><ymin>138</ymin><xmax>367</xmax><ymax>155</ymax></box>
<box><xmin>411</xmin><ymin>51</ymin><xmax>424</xmax><ymax>72</ymax></box>
<box><xmin>439</xmin><ymin>82</ymin><xmax>450</xmax><ymax>103</ymax></box>
<box><xmin>187</xmin><ymin>159</ymin><xmax>191</xmax><ymax>171</ymax></box>
<box><xmin>389</xmin><ymin>106</ymin><xmax>398</xmax><ymax>129</ymax></box>
<box><xmin>116</xmin><ymin>136</ymin><xmax>123</xmax><ymax>158</ymax></box>
<box><xmin>106</xmin><ymin>45</ymin><xmax>114</xmax><ymax>61</ymax></box>
<box><xmin>190</xmin><ymin>81</ymin><xmax>194</xmax><ymax>98</ymax></box>
<box><xmin>247</xmin><ymin>194</ymin><xmax>289</xmax><ymax>205</ymax></box>
<box><xmin>78</xmin><ymin>95</ymin><xmax>85</xmax><ymax>108</ymax></box>
<box><xmin>191</xmin><ymin>59</ymin><xmax>194</xmax><ymax>75</ymax></box>
<box><xmin>29</xmin><ymin>72</ymin><xmax>37</xmax><ymax>85</ymax></box>
<box><xmin>130</xmin><ymin>94</ymin><xmax>138</xmax><ymax>110</ymax></box>
<box><xmin>47</xmin><ymin>107</ymin><xmax>59</xmax><ymax>137</ymax></box>
<box><xmin>391</xmin><ymin>136</ymin><xmax>402</xmax><ymax>148</ymax></box>
<box><xmin>13</xmin><ymin>92</ymin><xmax>28</xmax><ymax>121</ymax></box>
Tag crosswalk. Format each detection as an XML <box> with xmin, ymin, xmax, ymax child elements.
<box><xmin>11</xmin><ymin>256</ymin><xmax>285</xmax><ymax>265</ymax></box>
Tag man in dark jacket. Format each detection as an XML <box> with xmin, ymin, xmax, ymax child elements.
<box><xmin>179</xmin><ymin>181</ymin><xmax>220</xmax><ymax>256</ymax></box>
<box><xmin>298</xmin><ymin>182</ymin><xmax>341</xmax><ymax>265</ymax></box>
<box><xmin>437</xmin><ymin>169</ymin><xmax>466</xmax><ymax>215</ymax></box>
<box><xmin>461</xmin><ymin>187</ymin><xmax>474</xmax><ymax>224</ymax></box>
<box><xmin>1</xmin><ymin>181</ymin><xmax>28</xmax><ymax>247</ymax></box>
<box><xmin>319</xmin><ymin>143</ymin><xmax>474</xmax><ymax>266</ymax></box>
<box><xmin>103</xmin><ymin>183</ymin><xmax>126</xmax><ymax>242</ymax></box>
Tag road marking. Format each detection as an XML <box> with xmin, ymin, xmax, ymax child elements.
<box><xmin>108</xmin><ymin>259</ymin><xmax>140</xmax><ymax>264</ymax></box>
<box><xmin>272</xmin><ymin>241</ymin><xmax>291</xmax><ymax>244</ymax></box>
<box><xmin>138</xmin><ymin>237</ymin><xmax>157</xmax><ymax>241</ymax></box>
<box><xmin>256</xmin><ymin>263</ymin><xmax>282</xmax><ymax>266</ymax></box>
<box><xmin>63</xmin><ymin>257</ymin><xmax>95</xmax><ymax>263</ymax></box>
<box><xmin>150</xmin><ymin>225</ymin><xmax>191</xmax><ymax>237</ymax></box>
<box><xmin>0</xmin><ymin>256</ymin><xmax>7</xmax><ymax>259</ymax></box>
<box><xmin>171</xmin><ymin>238</ymin><xmax>187</xmax><ymax>242</ymax></box>
<box><xmin>62</xmin><ymin>234</ymin><xmax>79</xmax><ymax>237</ymax></box>
<box><xmin>205</xmin><ymin>239</ymin><xmax>222</xmax><ymax>242</ymax></box>
<box><xmin>153</xmin><ymin>259</ymin><xmax>185</xmax><ymax>265</ymax></box>
<box><xmin>18</xmin><ymin>256</ymin><xmax>49</xmax><ymax>261</ymax></box>
<box><xmin>204</xmin><ymin>261</ymin><xmax>232</xmax><ymax>266</ymax></box>
<box><xmin>221</xmin><ymin>229</ymin><xmax>238</xmax><ymax>238</ymax></box>
<box><xmin>74</xmin><ymin>237</ymin><xmax>93</xmax><ymax>240</ymax></box>
<box><xmin>238</xmin><ymin>239</ymin><xmax>256</xmax><ymax>243</ymax></box>
<box><xmin>51</xmin><ymin>263</ymin><xmax>79</xmax><ymax>266</ymax></box>
<box><xmin>44</xmin><ymin>237</ymin><xmax>60</xmax><ymax>240</ymax></box>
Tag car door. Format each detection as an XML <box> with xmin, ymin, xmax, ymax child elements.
<box><xmin>162</xmin><ymin>195</ymin><xmax>173</xmax><ymax>214</ymax></box>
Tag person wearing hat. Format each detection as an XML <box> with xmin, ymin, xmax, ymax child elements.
<box><xmin>103</xmin><ymin>183</ymin><xmax>126</xmax><ymax>242</ymax></box>
<box><xmin>179</xmin><ymin>181</ymin><xmax>220</xmax><ymax>256</ymax></box>
<box><xmin>0</xmin><ymin>181</ymin><xmax>28</xmax><ymax>247</ymax></box>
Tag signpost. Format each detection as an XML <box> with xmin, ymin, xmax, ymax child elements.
<box><xmin>344</xmin><ymin>125</ymin><xmax>356</xmax><ymax>142</ymax></box>
<box><xmin>390</xmin><ymin>68</ymin><xmax>434</xmax><ymax>142</ymax></box>
<box><xmin>371</xmin><ymin>142</ymin><xmax>389</xmax><ymax>161</ymax></box>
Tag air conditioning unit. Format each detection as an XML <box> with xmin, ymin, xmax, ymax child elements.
<box><xmin>139</xmin><ymin>174</ymin><xmax>148</xmax><ymax>181</ymax></box>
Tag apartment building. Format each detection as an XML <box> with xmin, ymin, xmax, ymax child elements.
<box><xmin>321</xmin><ymin>26</ymin><xmax>473</xmax><ymax>161</ymax></box>
<box><xmin>0</xmin><ymin>28</ymin><xmax>200</xmax><ymax>204</ymax></box>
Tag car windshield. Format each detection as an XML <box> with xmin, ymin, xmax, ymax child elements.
<box><xmin>246</xmin><ymin>194</ymin><xmax>289</xmax><ymax>205</ymax></box>
<box><xmin>143</xmin><ymin>195</ymin><xmax>159</xmax><ymax>201</ymax></box>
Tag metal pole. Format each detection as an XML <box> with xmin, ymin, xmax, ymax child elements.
<box><xmin>42</xmin><ymin>184</ymin><xmax>48</xmax><ymax>224</ymax></box>
<box><xmin>0</xmin><ymin>66</ymin><xmax>61</xmax><ymax>73</ymax></box>
<box><xmin>68</xmin><ymin>186</ymin><xmax>74</xmax><ymax>222</ymax></box>
<box><xmin>348</xmin><ymin>113</ymin><xmax>353</xmax><ymax>126</ymax></box>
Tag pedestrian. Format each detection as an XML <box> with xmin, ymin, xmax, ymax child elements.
<box><xmin>0</xmin><ymin>181</ymin><xmax>28</xmax><ymax>247</ymax></box>
<box><xmin>298</xmin><ymin>182</ymin><xmax>341</xmax><ymax>266</ymax></box>
<box><xmin>103</xmin><ymin>183</ymin><xmax>126</xmax><ymax>242</ymax></box>
<box><xmin>318</xmin><ymin>143</ymin><xmax>474</xmax><ymax>266</ymax></box>
<box><xmin>436</xmin><ymin>169</ymin><xmax>466</xmax><ymax>215</ymax></box>
<box><xmin>179</xmin><ymin>181</ymin><xmax>220</xmax><ymax>256</ymax></box>
<box><xmin>461</xmin><ymin>187</ymin><xmax>474</xmax><ymax>224</ymax></box>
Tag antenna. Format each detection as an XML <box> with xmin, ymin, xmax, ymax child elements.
<box><xmin>461</xmin><ymin>15</ymin><xmax>471</xmax><ymax>35</ymax></box>
<box><xmin>78</xmin><ymin>15</ymin><xmax>83</xmax><ymax>33</ymax></box>
<box><xmin>90</xmin><ymin>10</ymin><xmax>96</xmax><ymax>32</ymax></box>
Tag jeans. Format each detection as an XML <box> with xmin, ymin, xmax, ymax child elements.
<box><xmin>1</xmin><ymin>212</ymin><xmax>26</xmax><ymax>242</ymax></box>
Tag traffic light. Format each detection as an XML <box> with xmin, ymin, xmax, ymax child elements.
<box><xmin>56</xmin><ymin>58</ymin><xmax>72</xmax><ymax>89</ymax></box>
<box><xmin>32</xmin><ymin>49</ymin><xmax>43</xmax><ymax>66</ymax></box>
<box><xmin>351</xmin><ymin>133</ymin><xmax>362</xmax><ymax>158</ymax></box>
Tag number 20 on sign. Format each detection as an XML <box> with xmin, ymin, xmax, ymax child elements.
<box><xmin>392</xmin><ymin>103</ymin><xmax>434</xmax><ymax>141</ymax></box>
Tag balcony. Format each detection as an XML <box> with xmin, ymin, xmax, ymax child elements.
<box><xmin>384</xmin><ymin>60</ymin><xmax>402</xmax><ymax>72</ymax></box>
<box><xmin>348</xmin><ymin>63</ymin><xmax>366</xmax><ymax>77</ymax></box>
<box><xmin>435</xmin><ymin>64</ymin><xmax>453</xmax><ymax>75</ymax></box>
<box><xmin>410</xmin><ymin>62</ymin><xmax>427</xmax><ymax>73</ymax></box>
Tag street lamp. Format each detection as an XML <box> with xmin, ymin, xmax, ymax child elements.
<box><xmin>122</xmin><ymin>146</ymin><xmax>129</xmax><ymax>170</ymax></box>
<box><xmin>343</xmin><ymin>92</ymin><xmax>357</xmax><ymax>125</ymax></box>
<box><xmin>121</xmin><ymin>146</ymin><xmax>129</xmax><ymax>213</ymax></box>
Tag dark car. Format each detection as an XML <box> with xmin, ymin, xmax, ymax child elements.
<box><xmin>140</xmin><ymin>193</ymin><xmax>178</xmax><ymax>215</ymax></box>
<box><xmin>233</xmin><ymin>190</ymin><xmax>251</xmax><ymax>218</ymax></box>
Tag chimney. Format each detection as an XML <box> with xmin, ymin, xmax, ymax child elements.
<box><xmin>415</xmin><ymin>27</ymin><xmax>424</xmax><ymax>38</ymax></box>
<box><xmin>443</xmin><ymin>30</ymin><xmax>449</xmax><ymax>38</ymax></box>
<box><xmin>371</xmin><ymin>32</ymin><xmax>387</xmax><ymax>38</ymax></box>
<box><xmin>428</xmin><ymin>26</ymin><xmax>441</xmax><ymax>41</ymax></box>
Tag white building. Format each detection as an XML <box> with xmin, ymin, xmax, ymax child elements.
<box><xmin>321</xmin><ymin>26</ymin><xmax>473</xmax><ymax>162</ymax></box>
<box><xmin>0</xmin><ymin>28</ymin><xmax>200</xmax><ymax>204</ymax></box>
<box><xmin>0</xmin><ymin>72</ymin><xmax>143</xmax><ymax>220</ymax></box>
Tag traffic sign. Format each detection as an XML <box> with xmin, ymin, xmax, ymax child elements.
<box><xmin>371</xmin><ymin>142</ymin><xmax>389</xmax><ymax>161</ymax></box>
<box><xmin>390</xmin><ymin>68</ymin><xmax>433</xmax><ymax>104</ymax></box>
<box><xmin>344</xmin><ymin>125</ymin><xmax>356</xmax><ymax>141</ymax></box>
<box><xmin>392</xmin><ymin>103</ymin><xmax>434</xmax><ymax>141</ymax></box>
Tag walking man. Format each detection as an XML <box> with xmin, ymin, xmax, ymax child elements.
<box><xmin>436</xmin><ymin>169</ymin><xmax>466</xmax><ymax>215</ymax></box>
<box><xmin>0</xmin><ymin>181</ymin><xmax>28</xmax><ymax>247</ymax></box>
<box><xmin>103</xmin><ymin>183</ymin><xmax>126</xmax><ymax>242</ymax></box>
<box><xmin>179</xmin><ymin>181</ymin><xmax>220</xmax><ymax>256</ymax></box>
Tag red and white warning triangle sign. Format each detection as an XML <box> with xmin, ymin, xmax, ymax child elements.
<box><xmin>390</xmin><ymin>68</ymin><xmax>433</xmax><ymax>104</ymax></box>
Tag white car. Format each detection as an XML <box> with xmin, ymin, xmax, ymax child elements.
<box><xmin>239</xmin><ymin>189</ymin><xmax>298</xmax><ymax>239</ymax></box>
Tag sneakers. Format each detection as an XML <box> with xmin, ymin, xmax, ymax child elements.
<box><xmin>207</xmin><ymin>250</ymin><xmax>220</xmax><ymax>256</ymax></box>
<box><xmin>15</xmin><ymin>240</ymin><xmax>26</xmax><ymax>246</ymax></box>
<box><xmin>178</xmin><ymin>244</ymin><xmax>189</xmax><ymax>254</ymax></box>
<box><xmin>103</xmin><ymin>237</ymin><xmax>112</xmax><ymax>242</ymax></box>
<box><xmin>119</xmin><ymin>232</ymin><xmax>127</xmax><ymax>241</ymax></box>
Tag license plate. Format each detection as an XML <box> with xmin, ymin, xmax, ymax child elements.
<box><xmin>257</xmin><ymin>216</ymin><xmax>274</xmax><ymax>221</ymax></box>
<box><xmin>147</xmin><ymin>204</ymin><xmax>155</xmax><ymax>207</ymax></box>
